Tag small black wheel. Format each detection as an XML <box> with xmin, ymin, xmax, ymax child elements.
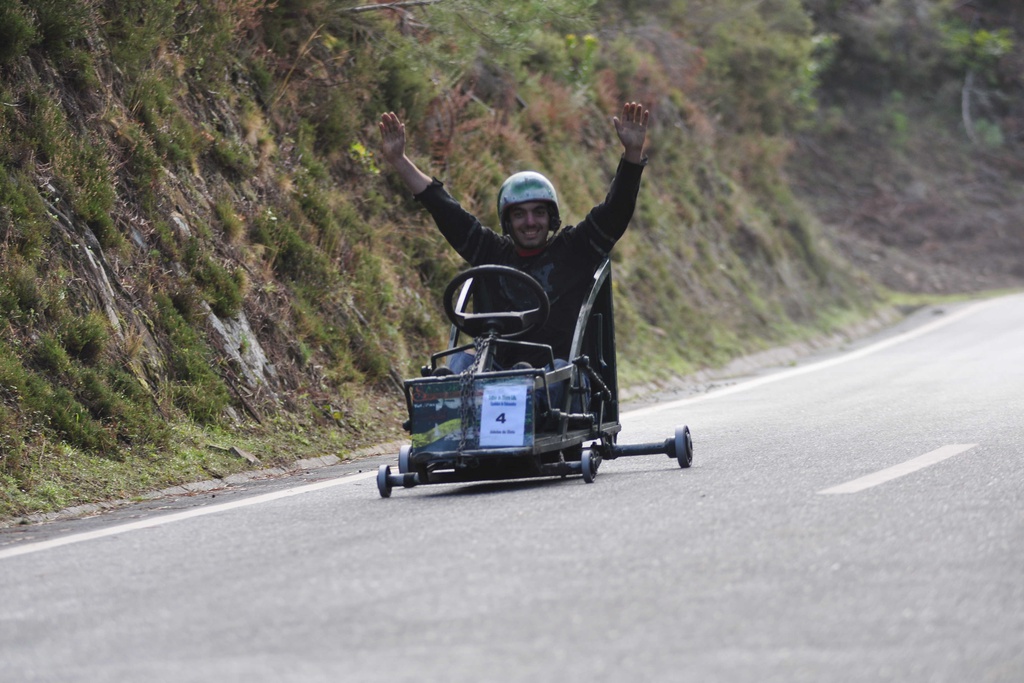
<box><xmin>581</xmin><ymin>449</ymin><xmax>598</xmax><ymax>483</ymax></box>
<box><xmin>675</xmin><ymin>426</ymin><xmax>693</xmax><ymax>469</ymax></box>
<box><xmin>377</xmin><ymin>464</ymin><xmax>393</xmax><ymax>498</ymax></box>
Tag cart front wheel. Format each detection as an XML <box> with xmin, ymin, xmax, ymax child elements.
<box><xmin>581</xmin><ymin>449</ymin><xmax>598</xmax><ymax>483</ymax></box>
<box><xmin>675</xmin><ymin>426</ymin><xmax>693</xmax><ymax>469</ymax></box>
<box><xmin>377</xmin><ymin>465</ymin><xmax>393</xmax><ymax>498</ymax></box>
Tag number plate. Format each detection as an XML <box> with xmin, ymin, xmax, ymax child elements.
<box><xmin>479</xmin><ymin>381</ymin><xmax>531</xmax><ymax>447</ymax></box>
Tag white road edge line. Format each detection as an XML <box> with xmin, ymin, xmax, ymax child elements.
<box><xmin>0</xmin><ymin>470</ymin><xmax>378</xmax><ymax>561</ymax></box>
<box><xmin>818</xmin><ymin>444</ymin><xmax>978</xmax><ymax>495</ymax></box>
<box><xmin>623</xmin><ymin>298</ymin><xmax>998</xmax><ymax>420</ymax></box>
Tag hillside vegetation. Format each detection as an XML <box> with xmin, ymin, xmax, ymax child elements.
<box><xmin>791</xmin><ymin>1</ymin><xmax>1024</xmax><ymax>295</ymax></box>
<box><xmin>1</xmin><ymin>0</ymin><xmax>1020</xmax><ymax>519</ymax></box>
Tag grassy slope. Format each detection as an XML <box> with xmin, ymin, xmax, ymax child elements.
<box><xmin>0</xmin><ymin>1</ymin><xmax>885</xmax><ymax>519</ymax></box>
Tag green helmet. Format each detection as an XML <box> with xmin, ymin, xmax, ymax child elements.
<box><xmin>496</xmin><ymin>171</ymin><xmax>561</xmax><ymax>236</ymax></box>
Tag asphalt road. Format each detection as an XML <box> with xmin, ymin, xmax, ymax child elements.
<box><xmin>2</xmin><ymin>294</ymin><xmax>1022</xmax><ymax>683</ymax></box>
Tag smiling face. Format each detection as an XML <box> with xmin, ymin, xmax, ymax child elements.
<box><xmin>506</xmin><ymin>201</ymin><xmax>552</xmax><ymax>249</ymax></box>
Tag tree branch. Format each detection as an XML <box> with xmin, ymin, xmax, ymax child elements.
<box><xmin>343</xmin><ymin>0</ymin><xmax>443</xmax><ymax>13</ymax></box>
<box><xmin>962</xmin><ymin>69</ymin><xmax>978</xmax><ymax>144</ymax></box>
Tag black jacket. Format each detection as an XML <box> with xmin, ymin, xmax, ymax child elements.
<box><xmin>415</xmin><ymin>157</ymin><xmax>646</xmax><ymax>367</ymax></box>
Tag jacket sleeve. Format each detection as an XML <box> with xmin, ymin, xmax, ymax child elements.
<box><xmin>414</xmin><ymin>179</ymin><xmax>504</xmax><ymax>265</ymax></box>
<box><xmin>568</xmin><ymin>156</ymin><xmax>647</xmax><ymax>257</ymax></box>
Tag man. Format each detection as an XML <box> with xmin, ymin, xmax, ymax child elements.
<box><xmin>378</xmin><ymin>101</ymin><xmax>648</xmax><ymax>371</ymax></box>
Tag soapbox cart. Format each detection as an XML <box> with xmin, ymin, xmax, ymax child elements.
<box><xmin>376</xmin><ymin>261</ymin><xmax>693</xmax><ymax>498</ymax></box>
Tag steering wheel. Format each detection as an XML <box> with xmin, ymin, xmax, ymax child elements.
<box><xmin>442</xmin><ymin>265</ymin><xmax>550</xmax><ymax>339</ymax></box>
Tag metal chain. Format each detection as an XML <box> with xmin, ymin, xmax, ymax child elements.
<box><xmin>457</xmin><ymin>336</ymin><xmax>486</xmax><ymax>454</ymax></box>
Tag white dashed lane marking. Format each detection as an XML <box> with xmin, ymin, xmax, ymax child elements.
<box><xmin>818</xmin><ymin>444</ymin><xmax>978</xmax><ymax>495</ymax></box>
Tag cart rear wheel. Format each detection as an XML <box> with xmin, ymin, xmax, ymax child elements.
<box><xmin>377</xmin><ymin>465</ymin><xmax>393</xmax><ymax>498</ymax></box>
<box><xmin>675</xmin><ymin>426</ymin><xmax>693</xmax><ymax>469</ymax></box>
<box><xmin>581</xmin><ymin>449</ymin><xmax>598</xmax><ymax>483</ymax></box>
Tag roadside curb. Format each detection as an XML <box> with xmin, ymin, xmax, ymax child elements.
<box><xmin>1</xmin><ymin>440</ymin><xmax>405</xmax><ymax>529</ymax></box>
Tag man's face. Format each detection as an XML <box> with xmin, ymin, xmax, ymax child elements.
<box><xmin>507</xmin><ymin>201</ymin><xmax>551</xmax><ymax>249</ymax></box>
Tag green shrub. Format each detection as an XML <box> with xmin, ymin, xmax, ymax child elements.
<box><xmin>887</xmin><ymin>91</ymin><xmax>910</xmax><ymax>144</ymax></box>
<box><xmin>209</xmin><ymin>136</ymin><xmax>257</xmax><ymax>178</ymax></box>
<box><xmin>76</xmin><ymin>368</ymin><xmax>123</xmax><ymax>422</ymax></box>
<box><xmin>9</xmin><ymin>338</ymin><xmax>115</xmax><ymax>453</ymax></box>
<box><xmin>130</xmin><ymin>75</ymin><xmax>198</xmax><ymax>166</ymax></box>
<box><xmin>0</xmin><ymin>170</ymin><xmax>49</xmax><ymax>261</ymax></box>
<box><xmin>114</xmin><ymin>119</ymin><xmax>164</xmax><ymax>215</ymax></box>
<box><xmin>62</xmin><ymin>47</ymin><xmax>101</xmax><ymax>94</ymax></box>
<box><xmin>195</xmin><ymin>257</ymin><xmax>244</xmax><ymax>319</ymax></box>
<box><xmin>703</xmin><ymin>1</ymin><xmax>818</xmax><ymax>133</ymax></box>
<box><xmin>153</xmin><ymin>293</ymin><xmax>231</xmax><ymax>423</ymax></box>
<box><xmin>175</xmin><ymin>0</ymin><xmax>269</xmax><ymax>80</ymax></box>
<box><xmin>250</xmin><ymin>209</ymin><xmax>332</xmax><ymax>286</ymax></box>
<box><xmin>0</xmin><ymin>0</ymin><xmax>37</xmax><ymax>66</ymax></box>
<box><xmin>23</xmin><ymin>90</ymin><xmax>121</xmax><ymax>251</ymax></box>
<box><xmin>44</xmin><ymin>383</ymin><xmax>114</xmax><ymax>452</ymax></box>
<box><xmin>8</xmin><ymin>264</ymin><xmax>43</xmax><ymax>316</ymax></box>
<box><xmin>314</xmin><ymin>88</ymin><xmax>364</xmax><ymax>157</ymax></box>
<box><xmin>73</xmin><ymin>140</ymin><xmax>120</xmax><ymax>250</ymax></box>
<box><xmin>33</xmin><ymin>333</ymin><xmax>71</xmax><ymax>376</ymax></box>
<box><xmin>807</xmin><ymin>0</ymin><xmax>955</xmax><ymax>92</ymax></box>
<box><xmin>61</xmin><ymin>311</ymin><xmax>110</xmax><ymax>364</ymax></box>
<box><xmin>214</xmin><ymin>199</ymin><xmax>245</xmax><ymax>243</ymax></box>
<box><xmin>101</xmin><ymin>0</ymin><xmax>177</xmax><ymax>76</ymax></box>
<box><xmin>167</xmin><ymin>284</ymin><xmax>205</xmax><ymax>325</ymax></box>
<box><xmin>379</xmin><ymin>51</ymin><xmax>434</xmax><ymax>124</ymax></box>
<box><xmin>974</xmin><ymin>119</ymin><xmax>1005</xmax><ymax>148</ymax></box>
<box><xmin>32</xmin><ymin>0</ymin><xmax>93</xmax><ymax>61</ymax></box>
<box><xmin>249</xmin><ymin>58</ymin><xmax>274</xmax><ymax>101</ymax></box>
